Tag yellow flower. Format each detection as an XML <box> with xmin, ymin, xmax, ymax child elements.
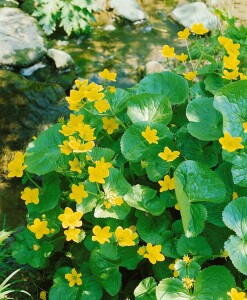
<box><xmin>224</xmin><ymin>43</ymin><xmax>240</xmax><ymax>57</ymax></box>
<box><xmin>64</xmin><ymin>227</ymin><xmax>81</xmax><ymax>242</ymax></box>
<box><xmin>183</xmin><ymin>71</ymin><xmax>197</xmax><ymax>81</ymax></box>
<box><xmin>84</xmin><ymin>88</ymin><xmax>104</xmax><ymax>102</ymax></box>
<box><xmin>78</xmin><ymin>125</ymin><xmax>96</xmax><ymax>142</ymax></box>
<box><xmin>58</xmin><ymin>207</ymin><xmax>83</xmax><ymax>229</ymax></box>
<box><xmin>227</xmin><ymin>288</ymin><xmax>246</xmax><ymax>300</ymax></box>
<box><xmin>65</xmin><ymin>90</ymin><xmax>84</xmax><ymax>105</ymax></box>
<box><xmin>69</xmin><ymin>183</ymin><xmax>88</xmax><ymax>204</ymax></box>
<box><xmin>183</xmin><ymin>255</ymin><xmax>193</xmax><ymax>264</ymax></box>
<box><xmin>59</xmin><ymin>125</ymin><xmax>76</xmax><ymax>136</ymax></box>
<box><xmin>182</xmin><ymin>276</ymin><xmax>195</xmax><ymax>289</ymax></box>
<box><xmin>222</xmin><ymin>69</ymin><xmax>239</xmax><ymax>80</ymax></box>
<box><xmin>144</xmin><ymin>243</ymin><xmax>165</xmax><ymax>264</ymax></box>
<box><xmin>108</xmin><ymin>86</ymin><xmax>116</xmax><ymax>93</ymax></box>
<box><xmin>142</xmin><ymin>126</ymin><xmax>159</xmax><ymax>144</ymax></box>
<box><xmin>65</xmin><ymin>268</ymin><xmax>82</xmax><ymax>287</ymax></box>
<box><xmin>7</xmin><ymin>152</ymin><xmax>27</xmax><ymax>178</ymax></box>
<box><xmin>94</xmin><ymin>99</ymin><xmax>110</xmax><ymax>113</ymax></box>
<box><xmin>67</xmin><ymin>114</ymin><xmax>84</xmax><ymax>131</ymax></box>
<box><xmin>158</xmin><ymin>175</ymin><xmax>175</xmax><ymax>192</ymax></box>
<box><xmin>115</xmin><ymin>226</ymin><xmax>138</xmax><ymax>247</ymax></box>
<box><xmin>75</xmin><ymin>79</ymin><xmax>88</xmax><ymax>89</ymax></box>
<box><xmin>219</xmin><ymin>132</ymin><xmax>244</xmax><ymax>152</ymax></box>
<box><xmin>218</xmin><ymin>36</ymin><xmax>233</xmax><ymax>46</ymax></box>
<box><xmin>29</xmin><ymin>218</ymin><xmax>50</xmax><ymax>239</ymax></box>
<box><xmin>223</xmin><ymin>55</ymin><xmax>240</xmax><ymax>70</ymax></box>
<box><xmin>102</xmin><ymin>117</ymin><xmax>119</xmax><ymax>134</ymax></box>
<box><xmin>40</xmin><ymin>290</ymin><xmax>47</xmax><ymax>300</ymax></box>
<box><xmin>160</xmin><ymin>45</ymin><xmax>175</xmax><ymax>58</ymax></box>
<box><xmin>174</xmin><ymin>204</ymin><xmax>180</xmax><ymax>210</ymax></box>
<box><xmin>69</xmin><ymin>158</ymin><xmax>82</xmax><ymax>174</ymax></box>
<box><xmin>68</xmin><ymin>136</ymin><xmax>95</xmax><ymax>153</ymax></box>
<box><xmin>103</xmin><ymin>201</ymin><xmax>112</xmax><ymax>209</ymax></box>
<box><xmin>92</xmin><ymin>225</ymin><xmax>112</xmax><ymax>244</ymax></box>
<box><xmin>137</xmin><ymin>246</ymin><xmax>146</xmax><ymax>256</ymax></box>
<box><xmin>59</xmin><ymin>141</ymin><xmax>72</xmax><ymax>155</ymax></box>
<box><xmin>177</xmin><ymin>28</ymin><xmax>190</xmax><ymax>39</ymax></box>
<box><xmin>240</xmin><ymin>73</ymin><xmax>247</xmax><ymax>80</ymax></box>
<box><xmin>243</xmin><ymin>122</ymin><xmax>247</xmax><ymax>133</ymax></box>
<box><xmin>168</xmin><ymin>259</ymin><xmax>180</xmax><ymax>277</ymax></box>
<box><xmin>33</xmin><ymin>244</ymin><xmax>39</xmax><ymax>251</ymax></box>
<box><xmin>88</xmin><ymin>158</ymin><xmax>112</xmax><ymax>184</ymax></box>
<box><xmin>20</xmin><ymin>187</ymin><xmax>39</xmax><ymax>205</ymax></box>
<box><xmin>158</xmin><ymin>147</ymin><xmax>180</xmax><ymax>162</ymax></box>
<box><xmin>191</xmin><ymin>23</ymin><xmax>209</xmax><ymax>35</ymax></box>
<box><xmin>98</xmin><ymin>68</ymin><xmax>117</xmax><ymax>81</ymax></box>
<box><xmin>232</xmin><ymin>192</ymin><xmax>238</xmax><ymax>200</ymax></box>
<box><xmin>176</xmin><ymin>53</ymin><xmax>188</xmax><ymax>62</ymax></box>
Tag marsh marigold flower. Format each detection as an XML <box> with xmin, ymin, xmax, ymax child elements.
<box><xmin>102</xmin><ymin>117</ymin><xmax>119</xmax><ymax>134</ymax></box>
<box><xmin>232</xmin><ymin>192</ymin><xmax>238</xmax><ymax>200</ymax></box>
<box><xmin>65</xmin><ymin>268</ymin><xmax>82</xmax><ymax>287</ymax></box>
<box><xmin>183</xmin><ymin>71</ymin><xmax>197</xmax><ymax>81</ymax></box>
<box><xmin>158</xmin><ymin>147</ymin><xmax>180</xmax><ymax>162</ymax></box>
<box><xmin>67</xmin><ymin>114</ymin><xmax>84</xmax><ymax>131</ymax></box>
<box><xmin>7</xmin><ymin>152</ymin><xmax>27</xmax><ymax>178</ymax></box>
<box><xmin>222</xmin><ymin>69</ymin><xmax>239</xmax><ymax>80</ymax></box>
<box><xmin>21</xmin><ymin>187</ymin><xmax>39</xmax><ymax>205</ymax></box>
<box><xmin>88</xmin><ymin>157</ymin><xmax>112</xmax><ymax>184</ymax></box>
<box><xmin>59</xmin><ymin>141</ymin><xmax>72</xmax><ymax>155</ymax></box>
<box><xmin>158</xmin><ymin>175</ymin><xmax>175</xmax><ymax>192</ymax></box>
<box><xmin>144</xmin><ymin>243</ymin><xmax>165</xmax><ymax>264</ymax></box>
<box><xmin>224</xmin><ymin>43</ymin><xmax>240</xmax><ymax>57</ymax></box>
<box><xmin>219</xmin><ymin>132</ymin><xmax>244</xmax><ymax>152</ymax></box>
<box><xmin>64</xmin><ymin>227</ymin><xmax>81</xmax><ymax>242</ymax></box>
<box><xmin>137</xmin><ymin>246</ymin><xmax>146</xmax><ymax>256</ymax></box>
<box><xmin>182</xmin><ymin>276</ymin><xmax>195</xmax><ymax>289</ymax></box>
<box><xmin>92</xmin><ymin>225</ymin><xmax>112</xmax><ymax>244</ymax></box>
<box><xmin>240</xmin><ymin>73</ymin><xmax>247</xmax><ymax>80</ymax></box>
<box><xmin>69</xmin><ymin>157</ymin><xmax>82</xmax><ymax>174</ymax></box>
<box><xmin>168</xmin><ymin>258</ymin><xmax>180</xmax><ymax>277</ymax></box>
<box><xmin>115</xmin><ymin>226</ymin><xmax>138</xmax><ymax>247</ymax></box>
<box><xmin>218</xmin><ymin>36</ymin><xmax>233</xmax><ymax>46</ymax></box>
<box><xmin>142</xmin><ymin>126</ymin><xmax>159</xmax><ymax>144</ymax></box>
<box><xmin>227</xmin><ymin>288</ymin><xmax>246</xmax><ymax>300</ymax></box>
<box><xmin>176</xmin><ymin>53</ymin><xmax>188</xmax><ymax>62</ymax></box>
<box><xmin>160</xmin><ymin>45</ymin><xmax>175</xmax><ymax>58</ymax></box>
<box><xmin>94</xmin><ymin>99</ymin><xmax>110</xmax><ymax>113</ymax></box>
<box><xmin>69</xmin><ymin>183</ymin><xmax>88</xmax><ymax>204</ymax></box>
<box><xmin>58</xmin><ymin>207</ymin><xmax>83</xmax><ymax>229</ymax></box>
<box><xmin>191</xmin><ymin>23</ymin><xmax>209</xmax><ymax>35</ymax></box>
<box><xmin>29</xmin><ymin>218</ymin><xmax>50</xmax><ymax>239</ymax></box>
<box><xmin>40</xmin><ymin>291</ymin><xmax>47</xmax><ymax>300</ymax></box>
<box><xmin>223</xmin><ymin>55</ymin><xmax>240</xmax><ymax>70</ymax></box>
<box><xmin>98</xmin><ymin>68</ymin><xmax>117</xmax><ymax>81</ymax></box>
<box><xmin>177</xmin><ymin>28</ymin><xmax>190</xmax><ymax>39</ymax></box>
<box><xmin>108</xmin><ymin>86</ymin><xmax>116</xmax><ymax>93</ymax></box>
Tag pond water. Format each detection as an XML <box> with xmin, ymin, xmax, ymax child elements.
<box><xmin>0</xmin><ymin>0</ymin><xmax>182</xmax><ymax>229</ymax></box>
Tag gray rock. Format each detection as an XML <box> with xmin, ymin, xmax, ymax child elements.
<box><xmin>145</xmin><ymin>61</ymin><xmax>165</xmax><ymax>75</ymax></box>
<box><xmin>20</xmin><ymin>62</ymin><xmax>46</xmax><ymax>76</ymax></box>
<box><xmin>0</xmin><ymin>7</ymin><xmax>47</xmax><ymax>67</ymax></box>
<box><xmin>170</xmin><ymin>2</ymin><xmax>220</xmax><ymax>31</ymax></box>
<box><xmin>0</xmin><ymin>0</ymin><xmax>18</xmax><ymax>7</ymax></box>
<box><xmin>104</xmin><ymin>24</ymin><xmax>116</xmax><ymax>31</ymax></box>
<box><xmin>0</xmin><ymin>70</ymin><xmax>67</xmax><ymax>150</ymax></box>
<box><xmin>47</xmin><ymin>48</ymin><xmax>74</xmax><ymax>69</ymax></box>
<box><xmin>109</xmin><ymin>0</ymin><xmax>147</xmax><ymax>22</ymax></box>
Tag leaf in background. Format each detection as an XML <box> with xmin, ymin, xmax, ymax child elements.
<box><xmin>134</xmin><ymin>277</ymin><xmax>157</xmax><ymax>300</ymax></box>
<box><xmin>156</xmin><ymin>278</ymin><xmax>190</xmax><ymax>300</ymax></box>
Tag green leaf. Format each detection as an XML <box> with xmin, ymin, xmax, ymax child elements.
<box><xmin>90</xmin><ymin>147</ymin><xmax>115</xmax><ymax>162</ymax></box>
<box><xmin>174</xmin><ymin>260</ymin><xmax>200</xmax><ymax>279</ymax></box>
<box><xmin>224</xmin><ymin>235</ymin><xmax>247</xmax><ymax>275</ymax></box>
<box><xmin>193</xmin><ymin>266</ymin><xmax>235</xmax><ymax>299</ymax></box>
<box><xmin>89</xmin><ymin>244</ymin><xmax>122</xmax><ymax>296</ymax></box>
<box><xmin>174</xmin><ymin>160</ymin><xmax>225</xmax><ymax>237</ymax></box>
<box><xmin>137</xmin><ymin>72</ymin><xmax>189</xmax><ymax>105</ymax></box>
<box><xmin>136</xmin><ymin>212</ymin><xmax>171</xmax><ymax>244</ymax></box>
<box><xmin>177</xmin><ymin>235</ymin><xmax>212</xmax><ymax>263</ymax></box>
<box><xmin>25</xmin><ymin>124</ymin><xmax>68</xmax><ymax>176</ymax></box>
<box><xmin>120</xmin><ymin>122</ymin><xmax>171</xmax><ymax>162</ymax></box>
<box><xmin>204</xmin><ymin>73</ymin><xmax>229</xmax><ymax>94</ymax></box>
<box><xmin>127</xmin><ymin>93</ymin><xmax>172</xmax><ymax>124</ymax></box>
<box><xmin>186</xmin><ymin>97</ymin><xmax>223</xmax><ymax>141</ymax></box>
<box><xmin>124</xmin><ymin>185</ymin><xmax>166</xmax><ymax>216</ymax></box>
<box><xmin>77</xmin><ymin>181</ymin><xmax>98</xmax><ymax>214</ymax></box>
<box><xmin>156</xmin><ymin>278</ymin><xmax>190</xmax><ymax>300</ymax></box>
<box><xmin>119</xmin><ymin>246</ymin><xmax>143</xmax><ymax>270</ymax></box>
<box><xmin>231</xmin><ymin>163</ymin><xmax>247</xmax><ymax>187</ymax></box>
<box><xmin>134</xmin><ymin>277</ymin><xmax>157</xmax><ymax>300</ymax></box>
<box><xmin>27</xmin><ymin>172</ymin><xmax>60</xmax><ymax>213</ymax></box>
<box><xmin>107</xmin><ymin>88</ymin><xmax>131</xmax><ymax>114</ymax></box>
<box><xmin>222</xmin><ymin>197</ymin><xmax>247</xmax><ymax>239</ymax></box>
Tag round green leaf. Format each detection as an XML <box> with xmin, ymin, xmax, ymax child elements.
<box><xmin>134</xmin><ymin>277</ymin><xmax>157</xmax><ymax>300</ymax></box>
<box><xmin>156</xmin><ymin>278</ymin><xmax>190</xmax><ymax>300</ymax></box>
<box><xmin>137</xmin><ymin>72</ymin><xmax>189</xmax><ymax>105</ymax></box>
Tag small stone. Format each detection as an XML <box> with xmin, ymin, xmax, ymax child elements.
<box><xmin>145</xmin><ymin>61</ymin><xmax>165</xmax><ymax>75</ymax></box>
<box><xmin>47</xmin><ymin>49</ymin><xmax>74</xmax><ymax>69</ymax></box>
<box><xmin>170</xmin><ymin>2</ymin><xmax>220</xmax><ymax>31</ymax></box>
<box><xmin>104</xmin><ymin>24</ymin><xmax>116</xmax><ymax>31</ymax></box>
<box><xmin>20</xmin><ymin>62</ymin><xmax>46</xmax><ymax>77</ymax></box>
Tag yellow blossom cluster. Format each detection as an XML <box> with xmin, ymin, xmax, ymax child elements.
<box><xmin>219</xmin><ymin>36</ymin><xmax>247</xmax><ymax>80</ymax></box>
<box><xmin>58</xmin><ymin>207</ymin><xmax>83</xmax><ymax>242</ymax></box>
<box><xmin>7</xmin><ymin>152</ymin><xmax>27</xmax><ymax>178</ymax></box>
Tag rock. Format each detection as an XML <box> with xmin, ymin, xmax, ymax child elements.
<box><xmin>0</xmin><ymin>0</ymin><xmax>18</xmax><ymax>7</ymax></box>
<box><xmin>145</xmin><ymin>60</ymin><xmax>165</xmax><ymax>75</ymax></box>
<box><xmin>0</xmin><ymin>70</ymin><xmax>67</xmax><ymax>151</ymax></box>
<box><xmin>0</xmin><ymin>7</ymin><xmax>47</xmax><ymax>67</ymax></box>
<box><xmin>170</xmin><ymin>2</ymin><xmax>220</xmax><ymax>31</ymax></box>
<box><xmin>47</xmin><ymin>48</ymin><xmax>74</xmax><ymax>69</ymax></box>
<box><xmin>104</xmin><ymin>24</ymin><xmax>116</xmax><ymax>31</ymax></box>
<box><xmin>20</xmin><ymin>62</ymin><xmax>46</xmax><ymax>76</ymax></box>
<box><xmin>109</xmin><ymin>0</ymin><xmax>147</xmax><ymax>22</ymax></box>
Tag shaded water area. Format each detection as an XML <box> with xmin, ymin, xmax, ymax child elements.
<box><xmin>0</xmin><ymin>0</ymin><xmax>183</xmax><ymax>229</ymax></box>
